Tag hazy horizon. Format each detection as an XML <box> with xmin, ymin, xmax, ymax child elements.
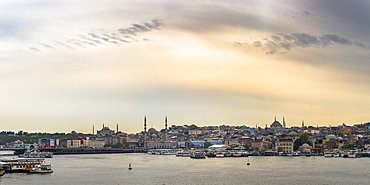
<box><xmin>1</xmin><ymin>1</ymin><xmax>369</xmax><ymax>133</ymax></box>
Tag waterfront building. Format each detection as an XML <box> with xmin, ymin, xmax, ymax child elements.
<box><xmin>252</xmin><ymin>140</ymin><xmax>264</xmax><ymax>151</ymax></box>
<box><xmin>275</xmin><ymin>139</ymin><xmax>294</xmax><ymax>154</ymax></box>
<box><xmin>66</xmin><ymin>139</ymin><xmax>105</xmax><ymax>148</ymax></box>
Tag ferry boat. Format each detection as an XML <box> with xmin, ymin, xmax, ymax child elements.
<box><xmin>29</xmin><ymin>164</ymin><xmax>53</xmax><ymax>173</ymax></box>
<box><xmin>0</xmin><ymin>158</ymin><xmax>47</xmax><ymax>172</ymax></box>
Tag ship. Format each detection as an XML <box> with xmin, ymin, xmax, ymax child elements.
<box><xmin>0</xmin><ymin>158</ymin><xmax>50</xmax><ymax>172</ymax></box>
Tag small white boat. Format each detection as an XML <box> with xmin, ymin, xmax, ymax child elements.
<box><xmin>324</xmin><ymin>152</ymin><xmax>333</xmax><ymax>157</ymax></box>
<box><xmin>176</xmin><ymin>151</ymin><xmax>190</xmax><ymax>157</ymax></box>
<box><xmin>216</xmin><ymin>153</ymin><xmax>225</xmax><ymax>158</ymax></box>
<box><xmin>29</xmin><ymin>164</ymin><xmax>53</xmax><ymax>173</ymax></box>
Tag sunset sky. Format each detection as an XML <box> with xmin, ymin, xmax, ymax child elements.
<box><xmin>1</xmin><ymin>0</ymin><xmax>369</xmax><ymax>133</ymax></box>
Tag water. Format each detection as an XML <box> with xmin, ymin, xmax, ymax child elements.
<box><xmin>0</xmin><ymin>154</ymin><xmax>369</xmax><ymax>185</ymax></box>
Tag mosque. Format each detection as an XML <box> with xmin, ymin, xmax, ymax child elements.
<box><xmin>141</xmin><ymin>116</ymin><xmax>175</xmax><ymax>149</ymax></box>
<box><xmin>270</xmin><ymin>117</ymin><xmax>286</xmax><ymax>130</ymax></box>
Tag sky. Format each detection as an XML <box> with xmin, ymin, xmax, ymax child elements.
<box><xmin>1</xmin><ymin>0</ymin><xmax>369</xmax><ymax>134</ymax></box>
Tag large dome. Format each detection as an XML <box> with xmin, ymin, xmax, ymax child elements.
<box><xmin>270</xmin><ymin>118</ymin><xmax>283</xmax><ymax>128</ymax></box>
<box><xmin>301</xmin><ymin>143</ymin><xmax>310</xmax><ymax>147</ymax></box>
<box><xmin>327</xmin><ymin>134</ymin><xmax>336</xmax><ymax>139</ymax></box>
<box><xmin>148</xmin><ymin>128</ymin><xmax>158</xmax><ymax>134</ymax></box>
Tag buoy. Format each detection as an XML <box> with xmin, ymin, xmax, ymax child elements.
<box><xmin>128</xmin><ymin>162</ymin><xmax>132</xmax><ymax>170</ymax></box>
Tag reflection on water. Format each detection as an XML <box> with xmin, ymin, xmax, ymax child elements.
<box><xmin>0</xmin><ymin>153</ymin><xmax>369</xmax><ymax>185</ymax></box>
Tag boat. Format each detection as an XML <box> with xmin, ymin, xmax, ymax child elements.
<box><xmin>206</xmin><ymin>152</ymin><xmax>216</xmax><ymax>158</ymax></box>
<box><xmin>190</xmin><ymin>151</ymin><xmax>206</xmax><ymax>159</ymax></box>
<box><xmin>241</xmin><ymin>151</ymin><xmax>249</xmax><ymax>157</ymax></box>
<box><xmin>224</xmin><ymin>152</ymin><xmax>232</xmax><ymax>157</ymax></box>
<box><xmin>29</xmin><ymin>164</ymin><xmax>53</xmax><ymax>173</ymax></box>
<box><xmin>216</xmin><ymin>152</ymin><xmax>225</xmax><ymax>158</ymax></box>
<box><xmin>292</xmin><ymin>152</ymin><xmax>301</xmax><ymax>156</ymax></box>
<box><xmin>324</xmin><ymin>152</ymin><xmax>333</xmax><ymax>157</ymax></box>
<box><xmin>176</xmin><ymin>151</ymin><xmax>191</xmax><ymax>157</ymax></box>
<box><xmin>232</xmin><ymin>153</ymin><xmax>242</xmax><ymax>157</ymax></box>
<box><xmin>1</xmin><ymin>158</ymin><xmax>47</xmax><ymax>172</ymax></box>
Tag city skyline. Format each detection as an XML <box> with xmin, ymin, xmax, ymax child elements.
<box><xmin>1</xmin><ymin>1</ymin><xmax>369</xmax><ymax>133</ymax></box>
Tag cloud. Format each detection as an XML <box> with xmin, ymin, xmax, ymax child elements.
<box><xmin>29</xmin><ymin>47</ymin><xmax>40</xmax><ymax>51</ymax></box>
<box><xmin>27</xmin><ymin>19</ymin><xmax>164</xmax><ymax>52</ymax></box>
<box><xmin>40</xmin><ymin>43</ymin><xmax>53</xmax><ymax>49</ymax></box>
<box><xmin>118</xmin><ymin>19</ymin><xmax>164</xmax><ymax>36</ymax></box>
<box><xmin>237</xmin><ymin>33</ymin><xmax>368</xmax><ymax>55</ymax></box>
<box><xmin>55</xmin><ymin>41</ymin><xmax>75</xmax><ymax>50</ymax></box>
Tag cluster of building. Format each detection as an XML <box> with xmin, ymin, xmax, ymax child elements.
<box><xmin>5</xmin><ymin>117</ymin><xmax>370</xmax><ymax>154</ymax></box>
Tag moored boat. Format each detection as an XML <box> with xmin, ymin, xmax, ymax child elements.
<box><xmin>324</xmin><ymin>152</ymin><xmax>333</xmax><ymax>157</ymax></box>
<box><xmin>176</xmin><ymin>151</ymin><xmax>190</xmax><ymax>157</ymax></box>
<box><xmin>190</xmin><ymin>151</ymin><xmax>206</xmax><ymax>159</ymax></box>
<box><xmin>29</xmin><ymin>164</ymin><xmax>53</xmax><ymax>173</ymax></box>
<box><xmin>216</xmin><ymin>152</ymin><xmax>225</xmax><ymax>158</ymax></box>
<box><xmin>1</xmin><ymin>158</ymin><xmax>47</xmax><ymax>172</ymax></box>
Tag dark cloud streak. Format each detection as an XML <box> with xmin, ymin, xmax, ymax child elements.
<box><xmin>28</xmin><ymin>19</ymin><xmax>164</xmax><ymax>52</ymax></box>
<box><xmin>238</xmin><ymin>33</ymin><xmax>368</xmax><ymax>55</ymax></box>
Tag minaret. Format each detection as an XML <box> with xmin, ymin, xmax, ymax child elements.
<box><xmin>116</xmin><ymin>124</ymin><xmax>119</xmax><ymax>134</ymax></box>
<box><xmin>165</xmin><ymin>116</ymin><xmax>168</xmax><ymax>141</ymax></box>
<box><xmin>93</xmin><ymin>125</ymin><xmax>95</xmax><ymax>135</ymax></box>
<box><xmin>165</xmin><ymin>116</ymin><xmax>168</xmax><ymax>130</ymax></box>
<box><xmin>144</xmin><ymin>116</ymin><xmax>147</xmax><ymax>149</ymax></box>
<box><xmin>283</xmin><ymin>117</ymin><xmax>286</xmax><ymax>128</ymax></box>
<box><xmin>302</xmin><ymin>120</ymin><xmax>305</xmax><ymax>130</ymax></box>
<box><xmin>144</xmin><ymin>116</ymin><xmax>147</xmax><ymax>132</ymax></box>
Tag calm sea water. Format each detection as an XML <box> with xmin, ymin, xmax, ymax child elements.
<box><xmin>0</xmin><ymin>153</ymin><xmax>369</xmax><ymax>185</ymax></box>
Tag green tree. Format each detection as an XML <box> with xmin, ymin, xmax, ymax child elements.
<box><xmin>190</xmin><ymin>124</ymin><xmax>198</xmax><ymax>129</ymax></box>
<box><xmin>112</xmin><ymin>143</ymin><xmax>124</xmax><ymax>148</ymax></box>
<box><xmin>294</xmin><ymin>133</ymin><xmax>311</xmax><ymax>150</ymax></box>
<box><xmin>243</xmin><ymin>143</ymin><xmax>251</xmax><ymax>151</ymax></box>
